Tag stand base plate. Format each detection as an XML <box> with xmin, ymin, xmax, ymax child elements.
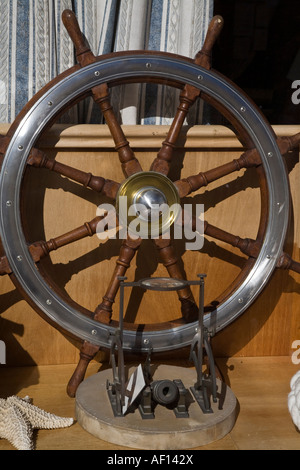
<box><xmin>75</xmin><ymin>365</ymin><xmax>237</xmax><ymax>450</ymax></box>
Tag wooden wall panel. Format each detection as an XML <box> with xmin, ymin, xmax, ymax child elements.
<box><xmin>0</xmin><ymin>124</ymin><xmax>299</xmax><ymax>365</ymax></box>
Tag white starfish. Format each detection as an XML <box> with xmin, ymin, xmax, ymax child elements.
<box><xmin>0</xmin><ymin>395</ymin><xmax>74</xmax><ymax>450</ymax></box>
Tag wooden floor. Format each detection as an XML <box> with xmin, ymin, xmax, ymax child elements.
<box><xmin>0</xmin><ymin>356</ymin><xmax>300</xmax><ymax>450</ymax></box>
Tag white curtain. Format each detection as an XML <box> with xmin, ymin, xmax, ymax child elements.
<box><xmin>0</xmin><ymin>0</ymin><xmax>214</xmax><ymax>124</ymax></box>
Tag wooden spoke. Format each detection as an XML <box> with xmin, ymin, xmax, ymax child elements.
<box><xmin>149</xmin><ymin>86</ymin><xmax>201</xmax><ymax>176</ymax></box>
<box><xmin>150</xmin><ymin>16</ymin><xmax>223</xmax><ymax>176</ymax></box>
<box><xmin>27</xmin><ymin>147</ymin><xmax>120</xmax><ymax>199</ymax></box>
<box><xmin>91</xmin><ymin>83</ymin><xmax>142</xmax><ymax>177</ymax></box>
<box><xmin>62</xmin><ymin>9</ymin><xmax>142</xmax><ymax>178</ymax></box>
<box><xmin>174</xmin><ymin>145</ymin><xmax>262</xmax><ymax>198</ymax></box>
<box><xmin>276</xmin><ymin>253</ymin><xmax>300</xmax><ymax>274</ymax></box>
<box><xmin>29</xmin><ymin>214</ymin><xmax>114</xmax><ymax>263</ymax></box>
<box><xmin>66</xmin><ymin>234</ymin><xmax>142</xmax><ymax>397</ymax></box>
<box><xmin>188</xmin><ymin>212</ymin><xmax>299</xmax><ymax>273</ymax></box>
<box><xmin>93</xmin><ymin>235</ymin><xmax>142</xmax><ymax>323</ymax></box>
<box><xmin>66</xmin><ymin>340</ymin><xmax>101</xmax><ymax>398</ymax></box>
<box><xmin>203</xmin><ymin>221</ymin><xmax>261</xmax><ymax>259</ymax></box>
<box><xmin>194</xmin><ymin>15</ymin><xmax>224</xmax><ymax>70</ymax></box>
<box><xmin>0</xmin><ymin>213</ymin><xmax>113</xmax><ymax>277</ymax></box>
<box><xmin>176</xmin><ymin>210</ymin><xmax>261</xmax><ymax>259</ymax></box>
<box><xmin>175</xmin><ymin>133</ymin><xmax>300</xmax><ymax>198</ymax></box>
<box><xmin>62</xmin><ymin>9</ymin><xmax>95</xmax><ymax>67</ymax></box>
<box><xmin>176</xmin><ymin>212</ymin><xmax>300</xmax><ymax>274</ymax></box>
<box><xmin>154</xmin><ymin>237</ymin><xmax>198</xmax><ymax>322</ymax></box>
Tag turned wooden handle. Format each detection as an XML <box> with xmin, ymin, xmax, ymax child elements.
<box><xmin>277</xmin><ymin>252</ymin><xmax>300</xmax><ymax>274</ymax></box>
<box><xmin>62</xmin><ymin>9</ymin><xmax>95</xmax><ymax>66</ymax></box>
<box><xmin>150</xmin><ymin>15</ymin><xmax>224</xmax><ymax>176</ymax></box>
<box><xmin>62</xmin><ymin>9</ymin><xmax>90</xmax><ymax>56</ymax></box>
<box><xmin>155</xmin><ymin>238</ymin><xmax>198</xmax><ymax>321</ymax></box>
<box><xmin>67</xmin><ymin>341</ymin><xmax>100</xmax><ymax>397</ymax></box>
<box><xmin>91</xmin><ymin>84</ymin><xmax>142</xmax><ymax>177</ymax></box>
<box><xmin>195</xmin><ymin>15</ymin><xmax>224</xmax><ymax>68</ymax></box>
<box><xmin>94</xmin><ymin>236</ymin><xmax>142</xmax><ymax>323</ymax></box>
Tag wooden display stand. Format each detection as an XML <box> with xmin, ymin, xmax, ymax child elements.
<box><xmin>75</xmin><ymin>365</ymin><xmax>237</xmax><ymax>450</ymax></box>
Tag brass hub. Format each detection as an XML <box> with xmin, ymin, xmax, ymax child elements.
<box><xmin>116</xmin><ymin>171</ymin><xmax>181</xmax><ymax>238</ymax></box>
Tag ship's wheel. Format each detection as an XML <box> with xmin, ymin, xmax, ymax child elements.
<box><xmin>0</xmin><ymin>11</ymin><xmax>299</xmax><ymax>396</ymax></box>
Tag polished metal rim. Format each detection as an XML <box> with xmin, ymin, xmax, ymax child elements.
<box><xmin>0</xmin><ymin>54</ymin><xmax>290</xmax><ymax>352</ymax></box>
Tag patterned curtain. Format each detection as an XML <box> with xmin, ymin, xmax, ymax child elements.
<box><xmin>0</xmin><ymin>0</ymin><xmax>213</xmax><ymax>124</ymax></box>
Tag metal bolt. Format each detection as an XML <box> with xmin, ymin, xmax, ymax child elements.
<box><xmin>266</xmin><ymin>255</ymin><xmax>271</xmax><ymax>259</ymax></box>
<box><xmin>94</xmin><ymin>71</ymin><xmax>100</xmax><ymax>77</ymax></box>
<box><xmin>238</xmin><ymin>297</ymin><xmax>243</xmax><ymax>304</ymax></box>
<box><xmin>146</xmin><ymin>63</ymin><xmax>151</xmax><ymax>68</ymax></box>
<box><xmin>144</xmin><ymin>338</ymin><xmax>149</xmax><ymax>344</ymax></box>
<box><xmin>268</xmin><ymin>152</ymin><xmax>273</xmax><ymax>157</ymax></box>
<box><xmin>46</xmin><ymin>299</ymin><xmax>52</xmax><ymax>305</ymax></box>
<box><xmin>198</xmin><ymin>74</ymin><xmax>203</xmax><ymax>80</ymax></box>
<box><xmin>240</xmin><ymin>106</ymin><xmax>246</xmax><ymax>113</ymax></box>
<box><xmin>17</xmin><ymin>255</ymin><xmax>23</xmax><ymax>262</ymax></box>
<box><xmin>48</xmin><ymin>101</ymin><xmax>53</xmax><ymax>106</ymax></box>
<box><xmin>91</xmin><ymin>329</ymin><xmax>97</xmax><ymax>336</ymax></box>
<box><xmin>6</xmin><ymin>201</ymin><xmax>12</xmax><ymax>207</ymax></box>
<box><xmin>18</xmin><ymin>145</ymin><xmax>23</xmax><ymax>151</ymax></box>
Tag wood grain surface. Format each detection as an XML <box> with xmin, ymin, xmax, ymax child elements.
<box><xmin>0</xmin><ymin>357</ymin><xmax>299</xmax><ymax>450</ymax></box>
<box><xmin>0</xmin><ymin>124</ymin><xmax>299</xmax><ymax>366</ymax></box>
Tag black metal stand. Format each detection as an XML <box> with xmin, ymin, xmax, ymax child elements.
<box><xmin>107</xmin><ymin>275</ymin><xmax>218</xmax><ymax>418</ymax></box>
<box><xmin>106</xmin><ymin>277</ymin><xmax>126</xmax><ymax>417</ymax></box>
<box><xmin>189</xmin><ymin>275</ymin><xmax>218</xmax><ymax>413</ymax></box>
